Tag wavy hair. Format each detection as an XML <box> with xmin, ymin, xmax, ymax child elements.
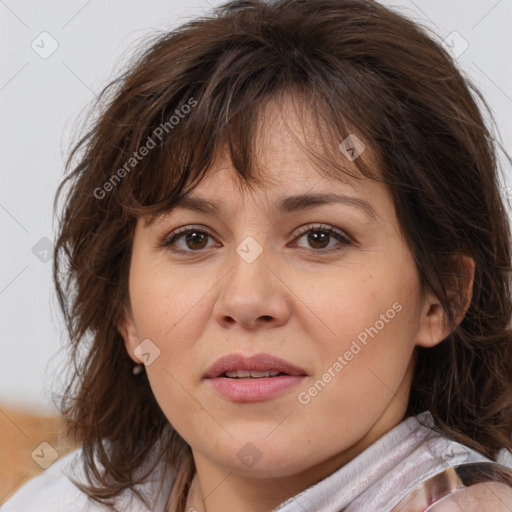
<box><xmin>53</xmin><ymin>0</ymin><xmax>512</xmax><ymax>510</ymax></box>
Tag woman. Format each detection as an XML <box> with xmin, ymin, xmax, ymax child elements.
<box><xmin>3</xmin><ymin>0</ymin><xmax>512</xmax><ymax>510</ymax></box>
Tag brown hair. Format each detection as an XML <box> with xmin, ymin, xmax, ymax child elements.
<box><xmin>53</xmin><ymin>0</ymin><xmax>512</xmax><ymax>510</ymax></box>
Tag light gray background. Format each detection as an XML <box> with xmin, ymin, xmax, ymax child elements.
<box><xmin>1</xmin><ymin>0</ymin><xmax>511</xmax><ymax>413</ymax></box>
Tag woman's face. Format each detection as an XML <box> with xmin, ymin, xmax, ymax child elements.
<box><xmin>119</xmin><ymin>97</ymin><xmax>452</xmax><ymax>492</ymax></box>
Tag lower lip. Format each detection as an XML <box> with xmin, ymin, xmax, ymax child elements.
<box><xmin>207</xmin><ymin>375</ymin><xmax>306</xmax><ymax>402</ymax></box>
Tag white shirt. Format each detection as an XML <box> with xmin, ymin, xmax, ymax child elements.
<box><xmin>2</xmin><ymin>411</ymin><xmax>512</xmax><ymax>511</ymax></box>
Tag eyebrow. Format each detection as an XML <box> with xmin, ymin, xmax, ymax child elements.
<box><xmin>172</xmin><ymin>193</ymin><xmax>378</xmax><ymax>220</ymax></box>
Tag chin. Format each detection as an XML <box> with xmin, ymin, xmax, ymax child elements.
<box><xmin>207</xmin><ymin>437</ymin><xmax>314</xmax><ymax>477</ymax></box>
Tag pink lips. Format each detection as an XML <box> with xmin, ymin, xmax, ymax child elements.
<box><xmin>203</xmin><ymin>353</ymin><xmax>307</xmax><ymax>403</ymax></box>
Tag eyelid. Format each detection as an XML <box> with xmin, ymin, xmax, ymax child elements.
<box><xmin>293</xmin><ymin>223</ymin><xmax>351</xmax><ymax>241</ymax></box>
<box><xmin>290</xmin><ymin>223</ymin><xmax>353</xmax><ymax>252</ymax></box>
<box><xmin>159</xmin><ymin>224</ymin><xmax>217</xmax><ymax>248</ymax></box>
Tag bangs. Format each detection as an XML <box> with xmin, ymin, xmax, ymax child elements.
<box><xmin>101</xmin><ymin>45</ymin><xmax>382</xmax><ymax>226</ymax></box>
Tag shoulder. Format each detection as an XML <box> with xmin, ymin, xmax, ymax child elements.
<box><xmin>1</xmin><ymin>444</ymin><xmax>176</xmax><ymax>512</ymax></box>
<box><xmin>427</xmin><ymin>482</ymin><xmax>512</xmax><ymax>511</ymax></box>
<box><xmin>0</xmin><ymin>448</ymin><xmax>98</xmax><ymax>512</ymax></box>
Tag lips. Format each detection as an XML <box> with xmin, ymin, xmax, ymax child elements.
<box><xmin>203</xmin><ymin>353</ymin><xmax>307</xmax><ymax>380</ymax></box>
<box><xmin>204</xmin><ymin>353</ymin><xmax>308</xmax><ymax>402</ymax></box>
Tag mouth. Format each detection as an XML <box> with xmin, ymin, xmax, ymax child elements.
<box><xmin>203</xmin><ymin>353</ymin><xmax>307</xmax><ymax>402</ymax></box>
<box><xmin>222</xmin><ymin>370</ymin><xmax>288</xmax><ymax>378</ymax></box>
<box><xmin>203</xmin><ymin>353</ymin><xmax>308</xmax><ymax>379</ymax></box>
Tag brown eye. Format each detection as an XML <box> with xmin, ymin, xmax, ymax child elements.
<box><xmin>184</xmin><ymin>231</ymin><xmax>208</xmax><ymax>250</ymax></box>
<box><xmin>294</xmin><ymin>224</ymin><xmax>352</xmax><ymax>252</ymax></box>
<box><xmin>161</xmin><ymin>223</ymin><xmax>352</xmax><ymax>255</ymax></box>
<box><xmin>306</xmin><ymin>231</ymin><xmax>331</xmax><ymax>249</ymax></box>
<box><xmin>162</xmin><ymin>226</ymin><xmax>218</xmax><ymax>253</ymax></box>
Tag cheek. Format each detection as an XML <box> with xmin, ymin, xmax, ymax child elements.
<box><xmin>145</xmin><ymin>367</ymin><xmax>207</xmax><ymax>447</ymax></box>
<box><xmin>297</xmin><ymin>267</ymin><xmax>407</xmax><ymax>347</ymax></box>
<box><xmin>299</xmin><ymin>259</ymin><xmax>422</xmax><ymax>397</ymax></box>
<box><xmin>127</xmin><ymin>262</ymin><xmax>215</xmax><ymax>419</ymax></box>
<box><xmin>128</xmin><ymin>259</ymin><xmax>215</xmax><ymax>343</ymax></box>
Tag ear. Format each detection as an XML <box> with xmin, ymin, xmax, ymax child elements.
<box><xmin>416</xmin><ymin>255</ymin><xmax>475</xmax><ymax>348</ymax></box>
<box><xmin>117</xmin><ymin>302</ymin><xmax>141</xmax><ymax>364</ymax></box>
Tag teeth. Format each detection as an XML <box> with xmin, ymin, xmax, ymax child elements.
<box><xmin>224</xmin><ymin>370</ymin><xmax>281</xmax><ymax>378</ymax></box>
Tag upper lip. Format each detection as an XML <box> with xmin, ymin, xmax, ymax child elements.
<box><xmin>203</xmin><ymin>353</ymin><xmax>308</xmax><ymax>379</ymax></box>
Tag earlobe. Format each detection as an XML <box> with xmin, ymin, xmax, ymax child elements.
<box><xmin>117</xmin><ymin>303</ymin><xmax>140</xmax><ymax>363</ymax></box>
<box><xmin>416</xmin><ymin>255</ymin><xmax>475</xmax><ymax>349</ymax></box>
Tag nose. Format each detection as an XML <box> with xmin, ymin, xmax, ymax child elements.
<box><xmin>212</xmin><ymin>239</ymin><xmax>292</xmax><ymax>331</ymax></box>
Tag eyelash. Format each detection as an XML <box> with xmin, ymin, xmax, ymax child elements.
<box><xmin>159</xmin><ymin>223</ymin><xmax>353</xmax><ymax>255</ymax></box>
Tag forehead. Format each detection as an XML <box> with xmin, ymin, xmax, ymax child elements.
<box><xmin>253</xmin><ymin>93</ymin><xmax>377</xmax><ymax>179</ymax></box>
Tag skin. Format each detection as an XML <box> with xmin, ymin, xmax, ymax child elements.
<box><xmin>118</xmin><ymin>95</ymin><xmax>475</xmax><ymax>512</ymax></box>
